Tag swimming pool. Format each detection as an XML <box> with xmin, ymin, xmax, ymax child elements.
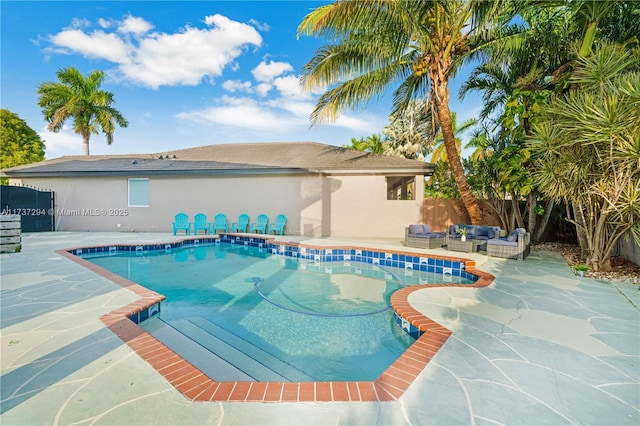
<box><xmin>80</xmin><ymin>237</ymin><xmax>476</xmax><ymax>382</ymax></box>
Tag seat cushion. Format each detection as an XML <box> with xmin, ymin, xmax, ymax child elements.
<box><xmin>488</xmin><ymin>238</ymin><xmax>518</xmax><ymax>247</ymax></box>
<box><xmin>415</xmin><ymin>232</ymin><xmax>445</xmax><ymax>239</ymax></box>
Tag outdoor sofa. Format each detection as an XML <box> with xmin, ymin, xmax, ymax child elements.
<box><xmin>487</xmin><ymin>227</ymin><xmax>530</xmax><ymax>260</ymax></box>
<box><xmin>446</xmin><ymin>224</ymin><xmax>502</xmax><ymax>245</ymax></box>
<box><xmin>405</xmin><ymin>224</ymin><xmax>446</xmax><ymax>249</ymax></box>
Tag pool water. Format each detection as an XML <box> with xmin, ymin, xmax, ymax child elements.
<box><xmin>86</xmin><ymin>243</ymin><xmax>467</xmax><ymax>381</ymax></box>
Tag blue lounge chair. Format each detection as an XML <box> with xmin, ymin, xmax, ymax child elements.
<box><xmin>173</xmin><ymin>213</ymin><xmax>190</xmax><ymax>235</ymax></box>
<box><xmin>250</xmin><ymin>214</ymin><xmax>269</xmax><ymax>234</ymax></box>
<box><xmin>231</xmin><ymin>214</ymin><xmax>250</xmax><ymax>232</ymax></box>
<box><xmin>193</xmin><ymin>213</ymin><xmax>210</xmax><ymax>235</ymax></box>
<box><xmin>212</xmin><ymin>213</ymin><xmax>228</xmax><ymax>234</ymax></box>
<box><xmin>268</xmin><ymin>214</ymin><xmax>287</xmax><ymax>235</ymax></box>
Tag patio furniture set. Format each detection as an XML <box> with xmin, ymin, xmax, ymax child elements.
<box><xmin>172</xmin><ymin>213</ymin><xmax>287</xmax><ymax>236</ymax></box>
<box><xmin>405</xmin><ymin>223</ymin><xmax>530</xmax><ymax>260</ymax></box>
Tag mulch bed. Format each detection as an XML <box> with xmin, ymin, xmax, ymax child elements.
<box><xmin>532</xmin><ymin>242</ymin><xmax>640</xmax><ymax>285</ymax></box>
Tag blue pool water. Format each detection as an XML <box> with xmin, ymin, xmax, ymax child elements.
<box><xmin>85</xmin><ymin>243</ymin><xmax>473</xmax><ymax>381</ymax></box>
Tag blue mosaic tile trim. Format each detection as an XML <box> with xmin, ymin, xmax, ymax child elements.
<box><xmin>71</xmin><ymin>237</ymin><xmax>219</xmax><ymax>258</ymax></box>
<box><xmin>219</xmin><ymin>234</ymin><xmax>477</xmax><ymax>283</ymax></box>
<box><xmin>394</xmin><ymin>312</ymin><xmax>423</xmax><ymax>339</ymax></box>
<box><xmin>71</xmin><ymin>234</ymin><xmax>477</xmax><ymax>283</ymax></box>
<box><xmin>128</xmin><ymin>302</ymin><xmax>161</xmax><ymax>324</ymax></box>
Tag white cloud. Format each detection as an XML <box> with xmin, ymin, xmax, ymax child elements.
<box><xmin>248</xmin><ymin>19</ymin><xmax>270</xmax><ymax>32</ymax></box>
<box><xmin>176</xmin><ymin>94</ymin><xmax>386</xmax><ymax>137</ymax></box>
<box><xmin>97</xmin><ymin>18</ymin><xmax>112</xmax><ymax>29</ymax></box>
<box><xmin>222</xmin><ymin>79</ymin><xmax>253</xmax><ymax>93</ymax></box>
<box><xmin>273</xmin><ymin>75</ymin><xmax>305</xmax><ymax>98</ymax></box>
<box><xmin>48</xmin><ymin>29</ymin><xmax>131</xmax><ymax>63</ymax></box>
<box><xmin>117</xmin><ymin>15</ymin><xmax>153</xmax><ymax>35</ymax></box>
<box><xmin>252</xmin><ymin>60</ymin><xmax>293</xmax><ymax>82</ymax></box>
<box><xmin>46</xmin><ymin>13</ymin><xmax>262</xmax><ymax>89</ymax></box>
<box><xmin>39</xmin><ymin>126</ymin><xmax>83</xmax><ymax>159</ymax></box>
<box><xmin>177</xmin><ymin>96</ymin><xmax>296</xmax><ymax>131</ymax></box>
<box><xmin>255</xmin><ymin>82</ymin><xmax>272</xmax><ymax>97</ymax></box>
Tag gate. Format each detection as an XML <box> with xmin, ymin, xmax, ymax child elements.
<box><xmin>0</xmin><ymin>185</ymin><xmax>55</xmax><ymax>232</ymax></box>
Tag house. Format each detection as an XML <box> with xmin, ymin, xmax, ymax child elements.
<box><xmin>1</xmin><ymin>142</ymin><xmax>434</xmax><ymax>238</ymax></box>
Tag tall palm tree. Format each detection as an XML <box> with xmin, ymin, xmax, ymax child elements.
<box><xmin>37</xmin><ymin>67</ymin><xmax>128</xmax><ymax>155</ymax></box>
<box><xmin>298</xmin><ymin>0</ymin><xmax>513</xmax><ymax>224</ymax></box>
<box><xmin>430</xmin><ymin>112</ymin><xmax>477</xmax><ymax>163</ymax></box>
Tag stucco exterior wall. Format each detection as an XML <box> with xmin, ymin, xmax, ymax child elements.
<box><xmin>11</xmin><ymin>173</ymin><xmax>424</xmax><ymax>239</ymax></box>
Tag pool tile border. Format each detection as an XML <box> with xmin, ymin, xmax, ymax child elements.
<box><xmin>57</xmin><ymin>234</ymin><xmax>495</xmax><ymax>403</ymax></box>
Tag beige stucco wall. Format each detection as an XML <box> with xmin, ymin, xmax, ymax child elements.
<box><xmin>10</xmin><ymin>173</ymin><xmax>424</xmax><ymax>239</ymax></box>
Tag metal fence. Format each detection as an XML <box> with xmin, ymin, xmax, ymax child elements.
<box><xmin>0</xmin><ymin>185</ymin><xmax>55</xmax><ymax>232</ymax></box>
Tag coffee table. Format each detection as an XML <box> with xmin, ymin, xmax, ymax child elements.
<box><xmin>447</xmin><ymin>238</ymin><xmax>486</xmax><ymax>253</ymax></box>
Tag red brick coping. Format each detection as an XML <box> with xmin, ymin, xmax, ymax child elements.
<box><xmin>57</xmin><ymin>238</ymin><xmax>494</xmax><ymax>402</ymax></box>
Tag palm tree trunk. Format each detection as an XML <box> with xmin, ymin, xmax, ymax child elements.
<box><xmin>431</xmin><ymin>74</ymin><xmax>482</xmax><ymax>225</ymax></box>
<box><xmin>83</xmin><ymin>133</ymin><xmax>90</xmax><ymax>156</ymax></box>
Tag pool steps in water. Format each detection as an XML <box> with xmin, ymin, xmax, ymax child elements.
<box><xmin>141</xmin><ymin>316</ymin><xmax>314</xmax><ymax>382</ymax></box>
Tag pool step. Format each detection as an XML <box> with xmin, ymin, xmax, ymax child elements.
<box><xmin>139</xmin><ymin>316</ymin><xmax>253</xmax><ymax>382</ymax></box>
<box><xmin>170</xmin><ymin>316</ymin><xmax>314</xmax><ymax>382</ymax></box>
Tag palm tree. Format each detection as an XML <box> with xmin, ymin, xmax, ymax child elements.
<box><xmin>343</xmin><ymin>134</ymin><xmax>387</xmax><ymax>154</ymax></box>
<box><xmin>383</xmin><ymin>99</ymin><xmax>435</xmax><ymax>160</ymax></box>
<box><xmin>37</xmin><ymin>67</ymin><xmax>128</xmax><ymax>155</ymax></box>
<box><xmin>297</xmin><ymin>0</ymin><xmax>513</xmax><ymax>224</ymax></box>
<box><xmin>430</xmin><ymin>112</ymin><xmax>477</xmax><ymax>163</ymax></box>
<box><xmin>529</xmin><ymin>43</ymin><xmax>640</xmax><ymax>271</ymax></box>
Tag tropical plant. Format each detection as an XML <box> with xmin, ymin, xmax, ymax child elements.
<box><xmin>430</xmin><ymin>112</ymin><xmax>477</xmax><ymax>163</ymax></box>
<box><xmin>424</xmin><ymin>159</ymin><xmax>460</xmax><ymax>199</ymax></box>
<box><xmin>37</xmin><ymin>67</ymin><xmax>128</xmax><ymax>155</ymax></box>
<box><xmin>528</xmin><ymin>42</ymin><xmax>640</xmax><ymax>272</ymax></box>
<box><xmin>343</xmin><ymin>134</ymin><xmax>387</xmax><ymax>154</ymax></box>
<box><xmin>383</xmin><ymin>99</ymin><xmax>434</xmax><ymax>160</ymax></box>
<box><xmin>0</xmin><ymin>109</ymin><xmax>45</xmax><ymax>184</ymax></box>
<box><xmin>297</xmin><ymin>0</ymin><xmax>514</xmax><ymax>224</ymax></box>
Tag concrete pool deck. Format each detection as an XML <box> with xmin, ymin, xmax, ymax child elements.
<box><xmin>1</xmin><ymin>232</ymin><xmax>638</xmax><ymax>425</ymax></box>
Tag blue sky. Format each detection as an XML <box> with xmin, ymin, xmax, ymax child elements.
<box><xmin>1</xmin><ymin>1</ymin><xmax>482</xmax><ymax>159</ymax></box>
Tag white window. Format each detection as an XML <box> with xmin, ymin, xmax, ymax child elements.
<box><xmin>386</xmin><ymin>176</ymin><xmax>415</xmax><ymax>200</ymax></box>
<box><xmin>128</xmin><ymin>178</ymin><xmax>150</xmax><ymax>207</ymax></box>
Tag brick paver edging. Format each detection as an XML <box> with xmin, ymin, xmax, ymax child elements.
<box><xmin>56</xmin><ymin>238</ymin><xmax>495</xmax><ymax>403</ymax></box>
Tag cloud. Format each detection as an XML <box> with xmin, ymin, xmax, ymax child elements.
<box><xmin>176</xmin><ymin>95</ymin><xmax>298</xmax><ymax>131</ymax></box>
<box><xmin>48</xmin><ymin>29</ymin><xmax>131</xmax><ymax>63</ymax></box>
<box><xmin>273</xmin><ymin>75</ymin><xmax>306</xmax><ymax>98</ymax></box>
<box><xmin>252</xmin><ymin>60</ymin><xmax>293</xmax><ymax>82</ymax></box>
<box><xmin>39</xmin><ymin>126</ymin><xmax>83</xmax><ymax>159</ymax></box>
<box><xmin>222</xmin><ymin>79</ymin><xmax>253</xmax><ymax>93</ymax></box>
<box><xmin>176</xmin><ymin>94</ymin><xmax>387</xmax><ymax>137</ymax></box>
<box><xmin>46</xmin><ymin>13</ymin><xmax>262</xmax><ymax>89</ymax></box>
<box><xmin>117</xmin><ymin>15</ymin><xmax>154</xmax><ymax>35</ymax></box>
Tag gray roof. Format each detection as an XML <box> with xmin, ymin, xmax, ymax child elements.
<box><xmin>1</xmin><ymin>142</ymin><xmax>434</xmax><ymax>177</ymax></box>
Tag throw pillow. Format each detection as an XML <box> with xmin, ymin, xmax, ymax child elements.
<box><xmin>409</xmin><ymin>224</ymin><xmax>423</xmax><ymax>235</ymax></box>
<box><xmin>507</xmin><ymin>229</ymin><xmax>519</xmax><ymax>242</ymax></box>
<box><xmin>487</xmin><ymin>228</ymin><xmax>496</xmax><ymax>239</ymax></box>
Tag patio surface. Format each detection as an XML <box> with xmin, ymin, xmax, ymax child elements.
<box><xmin>1</xmin><ymin>232</ymin><xmax>638</xmax><ymax>425</ymax></box>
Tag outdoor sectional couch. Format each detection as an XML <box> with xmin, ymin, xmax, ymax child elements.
<box><xmin>487</xmin><ymin>227</ymin><xmax>530</xmax><ymax>260</ymax></box>
<box><xmin>445</xmin><ymin>224</ymin><xmax>503</xmax><ymax>251</ymax></box>
<box><xmin>405</xmin><ymin>224</ymin><xmax>446</xmax><ymax>249</ymax></box>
